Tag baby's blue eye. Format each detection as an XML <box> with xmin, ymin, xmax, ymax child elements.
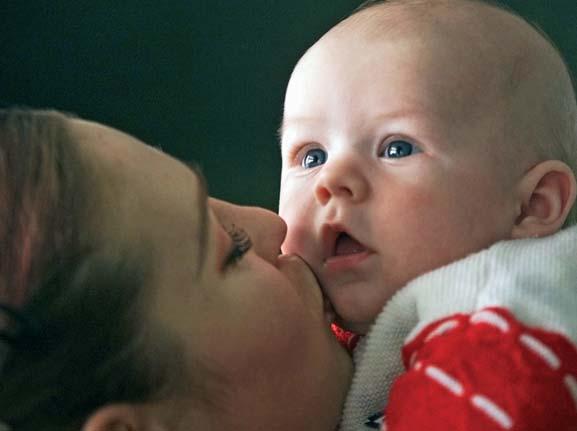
<box><xmin>381</xmin><ymin>140</ymin><xmax>419</xmax><ymax>159</ymax></box>
<box><xmin>302</xmin><ymin>148</ymin><xmax>327</xmax><ymax>169</ymax></box>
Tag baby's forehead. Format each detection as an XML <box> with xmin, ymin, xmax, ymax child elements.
<box><xmin>291</xmin><ymin>1</ymin><xmax>575</xmax><ymax>162</ymax></box>
<box><xmin>346</xmin><ymin>2</ymin><xmax>574</xmax><ymax>152</ymax></box>
<box><xmin>329</xmin><ymin>1</ymin><xmax>561</xmax><ymax>106</ymax></box>
<box><xmin>336</xmin><ymin>1</ymin><xmax>527</xmax><ymax>52</ymax></box>
<box><xmin>317</xmin><ymin>7</ymin><xmax>510</xmax><ymax>103</ymax></box>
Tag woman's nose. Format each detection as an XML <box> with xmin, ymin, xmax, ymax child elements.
<box><xmin>209</xmin><ymin>198</ymin><xmax>286</xmax><ymax>263</ymax></box>
<box><xmin>314</xmin><ymin>157</ymin><xmax>370</xmax><ymax>205</ymax></box>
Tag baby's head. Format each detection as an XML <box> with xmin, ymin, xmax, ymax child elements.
<box><xmin>278</xmin><ymin>0</ymin><xmax>577</xmax><ymax>334</ymax></box>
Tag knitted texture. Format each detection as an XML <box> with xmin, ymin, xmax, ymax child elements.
<box><xmin>338</xmin><ymin>226</ymin><xmax>577</xmax><ymax>431</ymax></box>
<box><xmin>332</xmin><ymin>324</ymin><xmax>361</xmax><ymax>353</ymax></box>
<box><xmin>387</xmin><ymin>307</ymin><xmax>577</xmax><ymax>430</ymax></box>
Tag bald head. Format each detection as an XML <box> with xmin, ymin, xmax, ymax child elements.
<box><xmin>287</xmin><ymin>0</ymin><xmax>577</xmax><ymax>224</ymax></box>
<box><xmin>289</xmin><ymin>0</ymin><xmax>577</xmax><ymax>149</ymax></box>
<box><xmin>367</xmin><ymin>0</ymin><xmax>576</xmax><ymax>224</ymax></box>
<box><xmin>279</xmin><ymin>0</ymin><xmax>577</xmax><ymax>330</ymax></box>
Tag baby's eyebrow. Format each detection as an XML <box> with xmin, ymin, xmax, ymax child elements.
<box><xmin>278</xmin><ymin>116</ymin><xmax>325</xmax><ymax>146</ymax></box>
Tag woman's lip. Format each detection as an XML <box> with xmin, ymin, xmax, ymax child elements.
<box><xmin>323</xmin><ymin>250</ymin><xmax>372</xmax><ymax>272</ymax></box>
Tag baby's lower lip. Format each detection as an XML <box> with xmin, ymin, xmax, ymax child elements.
<box><xmin>324</xmin><ymin>250</ymin><xmax>372</xmax><ymax>272</ymax></box>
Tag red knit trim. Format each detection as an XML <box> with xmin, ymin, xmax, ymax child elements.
<box><xmin>331</xmin><ymin>323</ymin><xmax>361</xmax><ymax>353</ymax></box>
<box><xmin>385</xmin><ymin>307</ymin><xmax>577</xmax><ymax>430</ymax></box>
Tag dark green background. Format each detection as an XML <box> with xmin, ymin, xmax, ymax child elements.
<box><xmin>2</xmin><ymin>1</ymin><xmax>576</xmax><ymax>210</ymax></box>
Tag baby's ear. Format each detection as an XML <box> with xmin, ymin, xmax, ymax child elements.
<box><xmin>512</xmin><ymin>160</ymin><xmax>576</xmax><ymax>239</ymax></box>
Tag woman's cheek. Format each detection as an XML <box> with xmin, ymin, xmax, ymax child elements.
<box><xmin>276</xmin><ymin>254</ymin><xmax>324</xmax><ymax>318</ymax></box>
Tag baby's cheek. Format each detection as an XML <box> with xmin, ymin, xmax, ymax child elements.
<box><xmin>280</xmin><ymin>220</ymin><xmax>311</xmax><ymax>255</ymax></box>
<box><xmin>279</xmin><ymin>186</ymin><xmax>317</xmax><ymax>255</ymax></box>
<box><xmin>278</xmin><ymin>180</ymin><xmax>298</xmax><ymax>217</ymax></box>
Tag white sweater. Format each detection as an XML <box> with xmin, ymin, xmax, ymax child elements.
<box><xmin>339</xmin><ymin>226</ymin><xmax>577</xmax><ymax>431</ymax></box>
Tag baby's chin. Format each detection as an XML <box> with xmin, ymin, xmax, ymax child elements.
<box><xmin>327</xmin><ymin>291</ymin><xmax>387</xmax><ymax>335</ymax></box>
<box><xmin>328</xmin><ymin>303</ymin><xmax>376</xmax><ymax>335</ymax></box>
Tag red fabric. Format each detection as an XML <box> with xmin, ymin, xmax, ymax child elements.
<box><xmin>331</xmin><ymin>323</ymin><xmax>360</xmax><ymax>353</ymax></box>
<box><xmin>385</xmin><ymin>307</ymin><xmax>577</xmax><ymax>431</ymax></box>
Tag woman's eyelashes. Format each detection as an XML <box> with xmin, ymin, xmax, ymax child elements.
<box><xmin>380</xmin><ymin>139</ymin><xmax>422</xmax><ymax>159</ymax></box>
<box><xmin>223</xmin><ymin>225</ymin><xmax>253</xmax><ymax>269</ymax></box>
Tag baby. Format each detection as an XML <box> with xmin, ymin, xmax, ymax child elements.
<box><xmin>279</xmin><ymin>0</ymin><xmax>577</xmax><ymax>430</ymax></box>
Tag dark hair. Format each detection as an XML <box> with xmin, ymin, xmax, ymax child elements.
<box><xmin>0</xmin><ymin>109</ymin><xmax>178</xmax><ymax>430</ymax></box>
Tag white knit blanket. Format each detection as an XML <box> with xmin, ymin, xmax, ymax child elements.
<box><xmin>339</xmin><ymin>225</ymin><xmax>577</xmax><ymax>431</ymax></box>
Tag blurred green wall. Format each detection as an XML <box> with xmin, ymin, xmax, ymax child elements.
<box><xmin>2</xmin><ymin>1</ymin><xmax>576</xmax><ymax>210</ymax></box>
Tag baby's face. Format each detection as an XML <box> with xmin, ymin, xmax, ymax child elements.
<box><xmin>279</xmin><ymin>28</ymin><xmax>522</xmax><ymax>333</ymax></box>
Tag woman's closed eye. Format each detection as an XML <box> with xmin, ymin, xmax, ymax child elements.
<box><xmin>223</xmin><ymin>225</ymin><xmax>253</xmax><ymax>269</ymax></box>
<box><xmin>380</xmin><ymin>139</ymin><xmax>422</xmax><ymax>159</ymax></box>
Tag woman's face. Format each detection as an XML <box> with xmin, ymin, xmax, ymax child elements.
<box><xmin>71</xmin><ymin>120</ymin><xmax>352</xmax><ymax>430</ymax></box>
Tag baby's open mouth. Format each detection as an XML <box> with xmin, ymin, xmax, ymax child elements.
<box><xmin>333</xmin><ymin>232</ymin><xmax>368</xmax><ymax>256</ymax></box>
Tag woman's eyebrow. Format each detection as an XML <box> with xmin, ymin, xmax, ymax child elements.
<box><xmin>184</xmin><ymin>162</ymin><xmax>209</xmax><ymax>278</ymax></box>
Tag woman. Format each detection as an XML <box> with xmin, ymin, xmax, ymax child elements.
<box><xmin>0</xmin><ymin>109</ymin><xmax>353</xmax><ymax>430</ymax></box>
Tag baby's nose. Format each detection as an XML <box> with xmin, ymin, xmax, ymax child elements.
<box><xmin>314</xmin><ymin>157</ymin><xmax>370</xmax><ymax>205</ymax></box>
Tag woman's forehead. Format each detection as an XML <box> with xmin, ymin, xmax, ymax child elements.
<box><xmin>68</xmin><ymin>119</ymin><xmax>165</xmax><ymax>167</ymax></box>
<box><xmin>68</xmin><ymin>119</ymin><xmax>200</xmax><ymax>187</ymax></box>
<box><xmin>67</xmin><ymin>118</ymin><xmax>207</xmax><ymax>256</ymax></box>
